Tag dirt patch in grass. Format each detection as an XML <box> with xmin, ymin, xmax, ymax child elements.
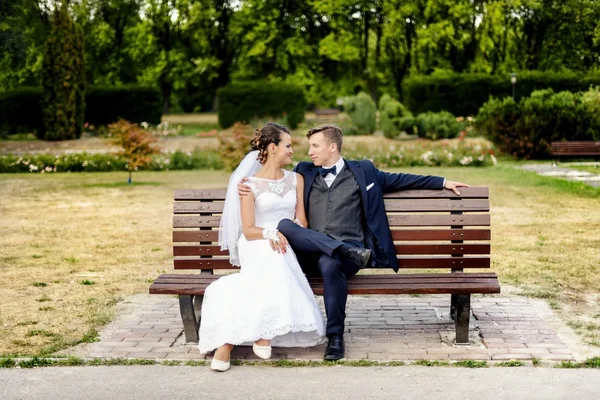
<box><xmin>1</xmin><ymin>165</ymin><xmax>599</xmax><ymax>355</ymax></box>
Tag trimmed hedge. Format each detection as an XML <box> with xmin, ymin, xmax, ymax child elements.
<box><xmin>0</xmin><ymin>86</ymin><xmax>162</xmax><ymax>136</ymax></box>
<box><xmin>0</xmin><ymin>88</ymin><xmax>43</xmax><ymax>135</ymax></box>
<box><xmin>217</xmin><ymin>82</ymin><xmax>306</xmax><ymax>129</ymax></box>
<box><xmin>85</xmin><ymin>86</ymin><xmax>162</xmax><ymax>126</ymax></box>
<box><xmin>476</xmin><ymin>88</ymin><xmax>600</xmax><ymax>159</ymax></box>
<box><xmin>403</xmin><ymin>71</ymin><xmax>600</xmax><ymax>116</ymax></box>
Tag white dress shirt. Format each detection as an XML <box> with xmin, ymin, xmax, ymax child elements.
<box><xmin>322</xmin><ymin>157</ymin><xmax>346</xmax><ymax>187</ymax></box>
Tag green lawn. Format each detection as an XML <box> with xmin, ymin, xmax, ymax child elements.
<box><xmin>0</xmin><ymin>165</ymin><xmax>599</xmax><ymax>356</ymax></box>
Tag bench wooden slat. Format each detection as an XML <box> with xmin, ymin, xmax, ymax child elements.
<box><xmin>388</xmin><ymin>214</ymin><xmax>490</xmax><ymax>227</ymax></box>
<box><xmin>173</xmin><ymin>256</ymin><xmax>490</xmax><ymax>270</ymax></box>
<box><xmin>174</xmin><ymin>198</ymin><xmax>490</xmax><ymax>214</ymax></box>
<box><xmin>151</xmin><ymin>284</ymin><xmax>499</xmax><ymax>295</ymax></box>
<box><xmin>391</xmin><ymin>229</ymin><xmax>491</xmax><ymax>240</ymax></box>
<box><xmin>174</xmin><ymin>214</ymin><xmax>491</xmax><ymax>228</ymax></box>
<box><xmin>153</xmin><ymin>276</ymin><xmax>500</xmax><ymax>286</ymax></box>
<box><xmin>172</xmin><ymin>229</ymin><xmax>492</xmax><ymax>243</ymax></box>
<box><xmin>396</xmin><ymin>257</ymin><xmax>490</xmax><ymax>268</ymax></box>
<box><xmin>174</xmin><ymin>259</ymin><xmax>237</xmax><ymax>269</ymax></box>
<box><xmin>155</xmin><ymin>272</ymin><xmax>498</xmax><ymax>280</ymax></box>
<box><xmin>173</xmin><ymin>231</ymin><xmax>221</xmax><ymax>242</ymax></box>
<box><xmin>173</xmin><ymin>243</ymin><xmax>491</xmax><ymax>256</ymax></box>
<box><xmin>174</xmin><ymin>187</ymin><xmax>490</xmax><ymax>201</ymax></box>
<box><xmin>383</xmin><ymin>187</ymin><xmax>489</xmax><ymax>199</ymax></box>
<box><xmin>150</xmin><ymin>275</ymin><xmax>500</xmax><ymax>296</ymax></box>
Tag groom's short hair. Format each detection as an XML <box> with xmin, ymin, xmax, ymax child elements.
<box><xmin>307</xmin><ymin>124</ymin><xmax>343</xmax><ymax>152</ymax></box>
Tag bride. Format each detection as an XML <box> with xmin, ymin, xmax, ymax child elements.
<box><xmin>198</xmin><ymin>122</ymin><xmax>325</xmax><ymax>372</ymax></box>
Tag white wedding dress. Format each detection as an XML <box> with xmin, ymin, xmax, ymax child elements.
<box><xmin>198</xmin><ymin>170</ymin><xmax>325</xmax><ymax>353</ymax></box>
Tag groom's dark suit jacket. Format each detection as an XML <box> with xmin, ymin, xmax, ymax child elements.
<box><xmin>294</xmin><ymin>159</ymin><xmax>445</xmax><ymax>272</ymax></box>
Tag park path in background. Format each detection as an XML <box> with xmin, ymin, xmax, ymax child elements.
<box><xmin>519</xmin><ymin>162</ymin><xmax>600</xmax><ymax>187</ymax></box>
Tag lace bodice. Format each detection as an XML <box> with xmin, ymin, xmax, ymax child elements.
<box><xmin>246</xmin><ymin>170</ymin><xmax>297</xmax><ymax>229</ymax></box>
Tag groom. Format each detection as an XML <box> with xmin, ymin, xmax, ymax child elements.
<box><xmin>240</xmin><ymin>124</ymin><xmax>468</xmax><ymax>360</ymax></box>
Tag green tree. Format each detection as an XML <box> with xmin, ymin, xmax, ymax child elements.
<box><xmin>40</xmin><ymin>1</ymin><xmax>85</xmax><ymax>141</ymax></box>
<box><xmin>0</xmin><ymin>0</ymin><xmax>51</xmax><ymax>91</ymax></box>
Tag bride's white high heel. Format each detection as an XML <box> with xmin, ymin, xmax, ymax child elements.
<box><xmin>210</xmin><ymin>357</ymin><xmax>231</xmax><ymax>372</ymax></box>
<box><xmin>252</xmin><ymin>342</ymin><xmax>272</xmax><ymax>360</ymax></box>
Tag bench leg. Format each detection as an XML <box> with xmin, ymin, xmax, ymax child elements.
<box><xmin>450</xmin><ymin>294</ymin><xmax>457</xmax><ymax>320</ymax></box>
<box><xmin>179</xmin><ymin>295</ymin><xmax>199</xmax><ymax>344</ymax></box>
<box><xmin>455</xmin><ymin>294</ymin><xmax>471</xmax><ymax>344</ymax></box>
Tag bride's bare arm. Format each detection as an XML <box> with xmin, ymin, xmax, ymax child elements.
<box><xmin>294</xmin><ymin>173</ymin><xmax>308</xmax><ymax>228</ymax></box>
<box><xmin>240</xmin><ymin>191</ymin><xmax>289</xmax><ymax>252</ymax></box>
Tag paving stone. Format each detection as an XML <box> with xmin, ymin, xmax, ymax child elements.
<box><xmin>125</xmin><ymin>352</ymin><xmax>168</xmax><ymax>359</ymax></box>
<box><xmin>491</xmin><ymin>353</ymin><xmax>533</xmax><ymax>360</ymax></box>
<box><xmin>449</xmin><ymin>354</ymin><xmax>492</xmax><ymax>360</ymax></box>
<box><xmin>165</xmin><ymin>353</ymin><xmax>205</xmax><ymax>360</ymax></box>
<box><xmin>84</xmin><ymin>294</ymin><xmax>584</xmax><ymax>363</ymax></box>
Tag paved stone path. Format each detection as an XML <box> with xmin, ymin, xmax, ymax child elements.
<box><xmin>71</xmin><ymin>293</ymin><xmax>599</xmax><ymax>363</ymax></box>
<box><xmin>519</xmin><ymin>162</ymin><xmax>600</xmax><ymax>187</ymax></box>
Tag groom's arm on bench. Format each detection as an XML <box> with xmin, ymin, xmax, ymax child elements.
<box><xmin>369</xmin><ymin>161</ymin><xmax>469</xmax><ymax>195</ymax></box>
<box><xmin>370</xmin><ymin>160</ymin><xmax>445</xmax><ymax>192</ymax></box>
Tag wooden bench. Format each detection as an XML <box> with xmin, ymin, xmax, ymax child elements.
<box><xmin>149</xmin><ymin>187</ymin><xmax>500</xmax><ymax>345</ymax></box>
<box><xmin>551</xmin><ymin>141</ymin><xmax>600</xmax><ymax>159</ymax></box>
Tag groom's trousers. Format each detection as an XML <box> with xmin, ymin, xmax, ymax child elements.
<box><xmin>277</xmin><ymin>218</ymin><xmax>362</xmax><ymax>337</ymax></box>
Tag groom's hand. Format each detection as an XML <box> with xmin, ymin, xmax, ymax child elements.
<box><xmin>237</xmin><ymin>177</ymin><xmax>252</xmax><ymax>199</ymax></box>
<box><xmin>444</xmin><ymin>180</ymin><xmax>470</xmax><ymax>196</ymax></box>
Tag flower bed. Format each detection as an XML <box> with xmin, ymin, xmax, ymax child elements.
<box><xmin>343</xmin><ymin>137</ymin><xmax>497</xmax><ymax>168</ymax></box>
<box><xmin>0</xmin><ymin>150</ymin><xmax>223</xmax><ymax>173</ymax></box>
<box><xmin>0</xmin><ymin>137</ymin><xmax>496</xmax><ymax>173</ymax></box>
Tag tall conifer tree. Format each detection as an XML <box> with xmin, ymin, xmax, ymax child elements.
<box><xmin>41</xmin><ymin>1</ymin><xmax>85</xmax><ymax>140</ymax></box>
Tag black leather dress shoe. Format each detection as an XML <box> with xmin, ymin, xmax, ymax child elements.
<box><xmin>343</xmin><ymin>247</ymin><xmax>372</xmax><ymax>269</ymax></box>
<box><xmin>324</xmin><ymin>335</ymin><xmax>345</xmax><ymax>361</ymax></box>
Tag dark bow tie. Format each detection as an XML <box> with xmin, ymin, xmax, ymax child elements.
<box><xmin>318</xmin><ymin>165</ymin><xmax>337</xmax><ymax>177</ymax></box>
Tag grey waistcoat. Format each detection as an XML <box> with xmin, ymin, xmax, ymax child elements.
<box><xmin>307</xmin><ymin>166</ymin><xmax>364</xmax><ymax>244</ymax></box>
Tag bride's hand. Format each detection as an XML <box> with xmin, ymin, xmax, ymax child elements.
<box><xmin>237</xmin><ymin>178</ymin><xmax>252</xmax><ymax>199</ymax></box>
<box><xmin>269</xmin><ymin>232</ymin><xmax>289</xmax><ymax>254</ymax></box>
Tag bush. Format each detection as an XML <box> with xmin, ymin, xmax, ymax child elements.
<box><xmin>476</xmin><ymin>88</ymin><xmax>600</xmax><ymax>159</ymax></box>
<box><xmin>395</xmin><ymin>111</ymin><xmax>460</xmax><ymax>140</ymax></box>
<box><xmin>109</xmin><ymin>120</ymin><xmax>160</xmax><ymax>183</ymax></box>
<box><xmin>416</xmin><ymin>111</ymin><xmax>461</xmax><ymax>140</ymax></box>
<box><xmin>40</xmin><ymin>1</ymin><xmax>85</xmax><ymax>141</ymax></box>
<box><xmin>85</xmin><ymin>86</ymin><xmax>162</xmax><ymax>126</ymax></box>
<box><xmin>403</xmin><ymin>71</ymin><xmax>600</xmax><ymax>116</ymax></box>
<box><xmin>217</xmin><ymin>82</ymin><xmax>306</xmax><ymax>129</ymax></box>
<box><xmin>0</xmin><ymin>87</ymin><xmax>43</xmax><ymax>136</ymax></box>
<box><xmin>344</xmin><ymin>92</ymin><xmax>377</xmax><ymax>135</ymax></box>
<box><xmin>217</xmin><ymin>122</ymin><xmax>255</xmax><ymax>171</ymax></box>
<box><xmin>379</xmin><ymin>95</ymin><xmax>413</xmax><ymax>139</ymax></box>
<box><xmin>0</xmin><ymin>86</ymin><xmax>162</xmax><ymax>136</ymax></box>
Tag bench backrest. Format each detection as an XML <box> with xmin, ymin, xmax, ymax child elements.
<box><xmin>551</xmin><ymin>141</ymin><xmax>600</xmax><ymax>156</ymax></box>
<box><xmin>172</xmin><ymin>187</ymin><xmax>491</xmax><ymax>273</ymax></box>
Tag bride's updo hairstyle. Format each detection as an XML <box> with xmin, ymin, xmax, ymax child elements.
<box><xmin>251</xmin><ymin>122</ymin><xmax>290</xmax><ymax>164</ymax></box>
